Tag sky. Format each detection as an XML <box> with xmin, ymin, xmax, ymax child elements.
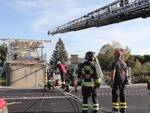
<box><xmin>0</xmin><ymin>0</ymin><xmax>150</xmax><ymax>61</ymax></box>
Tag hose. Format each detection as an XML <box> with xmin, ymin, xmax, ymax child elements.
<box><xmin>23</xmin><ymin>90</ymin><xmax>47</xmax><ymax>113</ymax></box>
<box><xmin>55</xmin><ymin>88</ymin><xmax>80</xmax><ymax>113</ymax></box>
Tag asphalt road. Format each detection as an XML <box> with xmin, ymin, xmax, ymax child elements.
<box><xmin>100</xmin><ymin>84</ymin><xmax>150</xmax><ymax>113</ymax></box>
<box><xmin>0</xmin><ymin>84</ymin><xmax>149</xmax><ymax>113</ymax></box>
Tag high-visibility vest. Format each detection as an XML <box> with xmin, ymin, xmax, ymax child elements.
<box><xmin>82</xmin><ymin>79</ymin><xmax>95</xmax><ymax>87</ymax></box>
<box><xmin>81</xmin><ymin>65</ymin><xmax>95</xmax><ymax>87</ymax></box>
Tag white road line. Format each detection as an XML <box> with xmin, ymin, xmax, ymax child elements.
<box><xmin>3</xmin><ymin>96</ymin><xmax>70</xmax><ymax>100</ymax></box>
<box><xmin>0</xmin><ymin>89</ymin><xmax>148</xmax><ymax>100</ymax></box>
<box><xmin>7</xmin><ymin>101</ymin><xmax>22</xmax><ymax>106</ymax></box>
<box><xmin>98</xmin><ymin>89</ymin><xmax>148</xmax><ymax>96</ymax></box>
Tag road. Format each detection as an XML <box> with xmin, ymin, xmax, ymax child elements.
<box><xmin>0</xmin><ymin>84</ymin><xmax>149</xmax><ymax>113</ymax></box>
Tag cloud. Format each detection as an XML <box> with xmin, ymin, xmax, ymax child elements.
<box><xmin>31</xmin><ymin>0</ymin><xmax>104</xmax><ymax>33</ymax></box>
<box><xmin>1</xmin><ymin>0</ymin><xmax>150</xmax><ymax>57</ymax></box>
<box><xmin>0</xmin><ymin>0</ymin><xmax>112</xmax><ymax>33</ymax></box>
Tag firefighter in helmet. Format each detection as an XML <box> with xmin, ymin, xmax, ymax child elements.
<box><xmin>111</xmin><ymin>49</ymin><xmax>127</xmax><ymax>113</ymax></box>
<box><xmin>56</xmin><ymin>61</ymin><xmax>67</xmax><ymax>88</ymax></box>
<box><xmin>78</xmin><ymin>51</ymin><xmax>101</xmax><ymax>113</ymax></box>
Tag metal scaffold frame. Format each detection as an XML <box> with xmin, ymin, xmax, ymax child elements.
<box><xmin>0</xmin><ymin>38</ymin><xmax>51</xmax><ymax>63</ymax></box>
<box><xmin>48</xmin><ymin>0</ymin><xmax>150</xmax><ymax>35</ymax></box>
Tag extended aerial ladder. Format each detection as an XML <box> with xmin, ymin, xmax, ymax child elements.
<box><xmin>48</xmin><ymin>0</ymin><xmax>150</xmax><ymax>35</ymax></box>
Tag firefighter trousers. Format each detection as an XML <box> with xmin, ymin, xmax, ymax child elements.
<box><xmin>82</xmin><ymin>87</ymin><xmax>99</xmax><ymax>113</ymax></box>
<box><xmin>112</xmin><ymin>81</ymin><xmax>127</xmax><ymax>113</ymax></box>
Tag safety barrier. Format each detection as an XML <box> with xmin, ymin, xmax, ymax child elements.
<box><xmin>0</xmin><ymin>99</ymin><xmax>8</xmax><ymax>113</ymax></box>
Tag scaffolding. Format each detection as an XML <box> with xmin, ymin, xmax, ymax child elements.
<box><xmin>0</xmin><ymin>38</ymin><xmax>51</xmax><ymax>87</ymax></box>
<box><xmin>0</xmin><ymin>38</ymin><xmax>51</xmax><ymax>63</ymax></box>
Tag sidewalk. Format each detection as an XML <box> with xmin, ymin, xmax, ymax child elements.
<box><xmin>100</xmin><ymin>83</ymin><xmax>147</xmax><ymax>89</ymax></box>
<box><xmin>127</xmin><ymin>83</ymin><xmax>146</xmax><ymax>87</ymax></box>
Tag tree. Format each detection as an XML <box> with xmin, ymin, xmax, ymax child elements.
<box><xmin>0</xmin><ymin>43</ymin><xmax>7</xmax><ymax>81</ymax></box>
<box><xmin>98</xmin><ymin>41</ymin><xmax>134</xmax><ymax>71</ymax></box>
<box><xmin>99</xmin><ymin>44</ymin><xmax>112</xmax><ymax>54</ymax></box>
<box><xmin>143</xmin><ymin>55</ymin><xmax>150</xmax><ymax>63</ymax></box>
<box><xmin>98</xmin><ymin>44</ymin><xmax>114</xmax><ymax>71</ymax></box>
<box><xmin>50</xmin><ymin>38</ymin><xmax>68</xmax><ymax>67</ymax></box>
<box><xmin>0</xmin><ymin>44</ymin><xmax>7</xmax><ymax>66</ymax></box>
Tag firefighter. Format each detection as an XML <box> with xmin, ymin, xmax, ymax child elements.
<box><xmin>111</xmin><ymin>50</ymin><xmax>127</xmax><ymax>113</ymax></box>
<box><xmin>66</xmin><ymin>67</ymin><xmax>78</xmax><ymax>92</ymax></box>
<box><xmin>78</xmin><ymin>51</ymin><xmax>101</xmax><ymax>113</ymax></box>
<box><xmin>56</xmin><ymin>61</ymin><xmax>67</xmax><ymax>88</ymax></box>
<box><xmin>72</xmin><ymin>69</ymin><xmax>78</xmax><ymax>92</ymax></box>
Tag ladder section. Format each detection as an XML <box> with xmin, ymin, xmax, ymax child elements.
<box><xmin>48</xmin><ymin>0</ymin><xmax>150</xmax><ymax>35</ymax></box>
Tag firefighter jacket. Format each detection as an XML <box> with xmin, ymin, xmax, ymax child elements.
<box><xmin>78</xmin><ymin>61</ymin><xmax>101</xmax><ymax>88</ymax></box>
<box><xmin>57</xmin><ymin>64</ymin><xmax>67</xmax><ymax>75</ymax></box>
<box><xmin>112</xmin><ymin>59</ymin><xmax>127</xmax><ymax>83</ymax></box>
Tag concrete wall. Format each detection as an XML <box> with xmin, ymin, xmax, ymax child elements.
<box><xmin>9</xmin><ymin>61</ymin><xmax>46</xmax><ymax>88</ymax></box>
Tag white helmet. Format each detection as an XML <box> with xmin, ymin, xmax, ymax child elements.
<box><xmin>57</xmin><ymin>61</ymin><xmax>61</xmax><ymax>64</ymax></box>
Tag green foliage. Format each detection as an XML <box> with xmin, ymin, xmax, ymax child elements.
<box><xmin>132</xmin><ymin>63</ymin><xmax>150</xmax><ymax>75</ymax></box>
<box><xmin>98</xmin><ymin>41</ymin><xmax>150</xmax><ymax>84</ymax></box>
<box><xmin>131</xmin><ymin>61</ymin><xmax>150</xmax><ymax>83</ymax></box>
<box><xmin>133</xmin><ymin>55</ymin><xmax>150</xmax><ymax>64</ymax></box>
<box><xmin>98</xmin><ymin>41</ymin><xmax>134</xmax><ymax>71</ymax></box>
<box><xmin>0</xmin><ymin>44</ymin><xmax>7</xmax><ymax>68</ymax></box>
<box><xmin>143</xmin><ymin>55</ymin><xmax>150</xmax><ymax>63</ymax></box>
<box><xmin>0</xmin><ymin>77</ymin><xmax>6</xmax><ymax>86</ymax></box>
<box><xmin>50</xmin><ymin>38</ymin><xmax>68</xmax><ymax>67</ymax></box>
<box><xmin>125</xmin><ymin>55</ymin><xmax>135</xmax><ymax>67</ymax></box>
<box><xmin>134</xmin><ymin>55</ymin><xmax>144</xmax><ymax>64</ymax></box>
<box><xmin>98</xmin><ymin>47</ymin><xmax>114</xmax><ymax>71</ymax></box>
<box><xmin>0</xmin><ymin>44</ymin><xmax>7</xmax><ymax>61</ymax></box>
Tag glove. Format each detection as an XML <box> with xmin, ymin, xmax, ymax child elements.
<box><xmin>94</xmin><ymin>83</ymin><xmax>100</xmax><ymax>89</ymax></box>
<box><xmin>77</xmin><ymin>81</ymin><xmax>82</xmax><ymax>86</ymax></box>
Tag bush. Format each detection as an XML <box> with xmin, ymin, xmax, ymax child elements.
<box><xmin>132</xmin><ymin>74</ymin><xmax>150</xmax><ymax>83</ymax></box>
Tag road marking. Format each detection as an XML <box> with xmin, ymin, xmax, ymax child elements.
<box><xmin>98</xmin><ymin>89</ymin><xmax>148</xmax><ymax>96</ymax></box>
<box><xmin>0</xmin><ymin>89</ymin><xmax>148</xmax><ymax>100</ymax></box>
<box><xmin>3</xmin><ymin>96</ymin><xmax>70</xmax><ymax>100</ymax></box>
<box><xmin>61</xmin><ymin>90</ymin><xmax>112</xmax><ymax>113</ymax></box>
<box><xmin>7</xmin><ymin>101</ymin><xmax>22</xmax><ymax>105</ymax></box>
